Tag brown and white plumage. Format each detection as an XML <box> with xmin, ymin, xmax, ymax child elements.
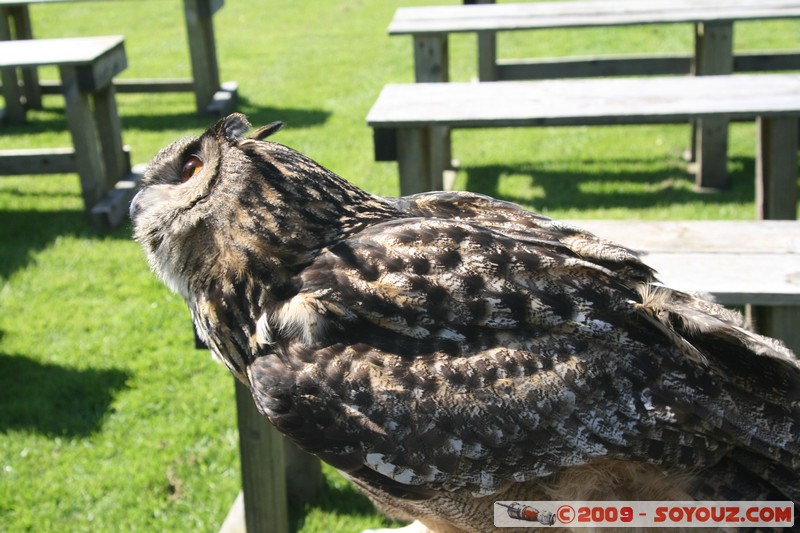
<box><xmin>131</xmin><ymin>114</ymin><xmax>800</xmax><ymax>532</ymax></box>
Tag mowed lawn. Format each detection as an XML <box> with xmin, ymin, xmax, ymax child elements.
<box><xmin>1</xmin><ymin>1</ymin><xmax>798</xmax><ymax>531</ymax></box>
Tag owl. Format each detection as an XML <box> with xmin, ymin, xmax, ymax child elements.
<box><xmin>131</xmin><ymin>114</ymin><xmax>799</xmax><ymax>533</ymax></box>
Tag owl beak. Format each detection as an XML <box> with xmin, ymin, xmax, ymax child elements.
<box><xmin>129</xmin><ymin>189</ymin><xmax>142</xmax><ymax>221</ymax></box>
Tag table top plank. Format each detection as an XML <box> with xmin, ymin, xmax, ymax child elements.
<box><xmin>0</xmin><ymin>36</ymin><xmax>124</xmax><ymax>68</ymax></box>
<box><xmin>389</xmin><ymin>0</ymin><xmax>800</xmax><ymax>34</ymax></box>
<box><xmin>567</xmin><ymin>220</ymin><xmax>800</xmax><ymax>305</ymax></box>
<box><xmin>366</xmin><ymin>74</ymin><xmax>800</xmax><ymax>128</ymax></box>
<box><xmin>570</xmin><ymin>220</ymin><xmax>800</xmax><ymax>254</ymax></box>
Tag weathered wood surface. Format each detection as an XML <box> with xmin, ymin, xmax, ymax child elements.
<box><xmin>367</xmin><ymin>73</ymin><xmax>800</xmax><ymax>129</ymax></box>
<box><xmin>567</xmin><ymin>220</ymin><xmax>800</xmax><ymax>306</ymax></box>
<box><xmin>390</xmin><ymin>0</ymin><xmax>800</xmax><ymax>34</ymax></box>
<box><xmin>691</xmin><ymin>22</ymin><xmax>733</xmax><ymax>189</ymax></box>
<box><xmin>0</xmin><ymin>147</ymin><xmax>75</xmax><ymax>174</ymax></box>
<box><xmin>0</xmin><ymin>35</ymin><xmax>125</xmax><ymax>68</ymax></box>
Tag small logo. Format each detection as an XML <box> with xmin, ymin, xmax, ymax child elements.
<box><xmin>496</xmin><ymin>502</ymin><xmax>556</xmax><ymax>525</ymax></box>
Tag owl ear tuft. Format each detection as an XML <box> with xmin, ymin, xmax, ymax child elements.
<box><xmin>216</xmin><ymin>113</ymin><xmax>252</xmax><ymax>142</ymax></box>
<box><xmin>250</xmin><ymin>121</ymin><xmax>286</xmax><ymax>140</ymax></box>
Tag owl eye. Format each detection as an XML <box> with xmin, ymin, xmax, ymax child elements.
<box><xmin>180</xmin><ymin>155</ymin><xmax>204</xmax><ymax>183</ymax></box>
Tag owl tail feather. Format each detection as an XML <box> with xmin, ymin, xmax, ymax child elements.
<box><xmin>636</xmin><ymin>284</ymin><xmax>800</xmax><ymax>502</ymax></box>
<box><xmin>636</xmin><ymin>284</ymin><xmax>798</xmax><ymax>372</ymax></box>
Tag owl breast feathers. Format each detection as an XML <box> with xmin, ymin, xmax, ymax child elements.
<box><xmin>131</xmin><ymin>114</ymin><xmax>800</xmax><ymax>532</ymax></box>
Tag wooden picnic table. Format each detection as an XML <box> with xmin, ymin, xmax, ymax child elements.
<box><xmin>367</xmin><ymin>73</ymin><xmax>800</xmax><ymax>220</ymax></box>
<box><xmin>389</xmin><ymin>0</ymin><xmax>800</xmax><ymax>190</ymax></box>
<box><xmin>0</xmin><ymin>36</ymin><xmax>140</xmax><ymax>228</ymax></box>
<box><xmin>0</xmin><ymin>0</ymin><xmax>236</xmax><ymax>115</ymax></box>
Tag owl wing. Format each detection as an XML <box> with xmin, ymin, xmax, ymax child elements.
<box><xmin>248</xmin><ymin>192</ymin><xmax>800</xmax><ymax>500</ymax></box>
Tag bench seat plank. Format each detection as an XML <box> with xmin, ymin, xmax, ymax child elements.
<box><xmin>390</xmin><ymin>0</ymin><xmax>800</xmax><ymax>34</ymax></box>
<box><xmin>0</xmin><ymin>36</ymin><xmax>126</xmax><ymax>92</ymax></box>
<box><xmin>367</xmin><ymin>74</ymin><xmax>800</xmax><ymax>128</ymax></box>
<box><xmin>0</xmin><ymin>35</ymin><xmax>125</xmax><ymax>68</ymax></box>
<box><xmin>570</xmin><ymin>220</ymin><xmax>800</xmax><ymax>306</ymax></box>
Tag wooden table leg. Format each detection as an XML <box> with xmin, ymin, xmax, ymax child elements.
<box><xmin>397</xmin><ymin>127</ymin><xmax>434</xmax><ymax>195</ymax></box>
<box><xmin>60</xmin><ymin>65</ymin><xmax>106</xmax><ymax>210</ymax></box>
<box><xmin>750</xmin><ymin>306</ymin><xmax>800</xmax><ymax>357</ymax></box>
<box><xmin>756</xmin><ymin>116</ymin><xmax>798</xmax><ymax>221</ymax></box>
<box><xmin>233</xmin><ymin>378</ymin><xmax>289</xmax><ymax>533</ymax></box>
<box><xmin>183</xmin><ymin>0</ymin><xmax>222</xmax><ymax>113</ymax></box>
<box><xmin>92</xmin><ymin>82</ymin><xmax>130</xmax><ymax>190</ymax></box>
<box><xmin>752</xmin><ymin>117</ymin><xmax>798</xmax><ymax>354</ymax></box>
<box><xmin>8</xmin><ymin>5</ymin><xmax>42</xmax><ymax>110</ymax></box>
<box><xmin>413</xmin><ymin>34</ymin><xmax>448</xmax><ymax>85</ymax></box>
<box><xmin>692</xmin><ymin>22</ymin><xmax>733</xmax><ymax>190</ymax></box>
<box><xmin>0</xmin><ymin>7</ymin><xmax>26</xmax><ymax>123</ymax></box>
<box><xmin>413</xmin><ymin>34</ymin><xmax>450</xmax><ymax>191</ymax></box>
<box><xmin>468</xmin><ymin>0</ymin><xmax>498</xmax><ymax>81</ymax></box>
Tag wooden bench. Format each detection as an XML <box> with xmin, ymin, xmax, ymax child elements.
<box><xmin>389</xmin><ymin>0</ymin><xmax>800</xmax><ymax>189</ymax></box>
<box><xmin>367</xmin><ymin>73</ymin><xmax>800</xmax><ymax>220</ymax></box>
<box><xmin>0</xmin><ymin>36</ymin><xmax>141</xmax><ymax>229</ymax></box>
<box><xmin>222</xmin><ymin>219</ymin><xmax>799</xmax><ymax>532</ymax></box>
<box><xmin>0</xmin><ymin>0</ymin><xmax>237</xmax><ymax>116</ymax></box>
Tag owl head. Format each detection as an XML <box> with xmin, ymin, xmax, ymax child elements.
<box><xmin>130</xmin><ymin>113</ymin><xmax>384</xmax><ymax>304</ymax></box>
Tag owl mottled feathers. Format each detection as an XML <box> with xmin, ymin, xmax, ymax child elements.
<box><xmin>131</xmin><ymin>114</ymin><xmax>799</xmax><ymax>532</ymax></box>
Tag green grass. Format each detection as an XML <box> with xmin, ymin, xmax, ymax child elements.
<box><xmin>0</xmin><ymin>1</ymin><xmax>798</xmax><ymax>531</ymax></box>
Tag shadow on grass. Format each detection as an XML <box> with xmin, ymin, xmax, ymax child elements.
<box><xmin>463</xmin><ymin>156</ymin><xmax>757</xmax><ymax>211</ymax></box>
<box><xmin>0</xmin><ymin>208</ymin><xmax>132</xmax><ymax>281</ymax></box>
<box><xmin>232</xmin><ymin>96</ymin><xmax>332</xmax><ymax>131</ymax></box>
<box><xmin>288</xmin><ymin>472</ymin><xmax>403</xmax><ymax>532</ymax></box>
<box><xmin>0</xmin><ymin>353</ymin><xmax>130</xmax><ymax>437</ymax></box>
<box><xmin>119</xmin><ymin>100</ymin><xmax>331</xmax><ymax>132</ymax></box>
<box><xmin>0</xmin><ymin>96</ymin><xmax>331</xmax><ymax>135</ymax></box>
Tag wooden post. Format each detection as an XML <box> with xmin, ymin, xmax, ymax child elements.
<box><xmin>750</xmin><ymin>306</ymin><xmax>800</xmax><ymax>357</ymax></box>
<box><xmin>92</xmin><ymin>83</ymin><xmax>131</xmax><ymax>190</ymax></box>
<box><xmin>234</xmin><ymin>378</ymin><xmax>289</xmax><ymax>533</ymax></box>
<box><xmin>413</xmin><ymin>35</ymin><xmax>450</xmax><ymax>191</ymax></box>
<box><xmin>470</xmin><ymin>0</ymin><xmax>498</xmax><ymax>81</ymax></box>
<box><xmin>9</xmin><ymin>5</ymin><xmax>42</xmax><ymax>110</ymax></box>
<box><xmin>756</xmin><ymin>116</ymin><xmax>798</xmax><ymax>221</ymax></box>
<box><xmin>692</xmin><ymin>22</ymin><xmax>733</xmax><ymax>190</ymax></box>
<box><xmin>283</xmin><ymin>434</ymin><xmax>323</xmax><ymax>503</ymax></box>
<box><xmin>413</xmin><ymin>34</ymin><xmax>448</xmax><ymax>84</ymax></box>
<box><xmin>0</xmin><ymin>6</ymin><xmax>26</xmax><ymax>123</ymax></box>
<box><xmin>59</xmin><ymin>65</ymin><xmax>106</xmax><ymax>209</ymax></box>
<box><xmin>183</xmin><ymin>0</ymin><xmax>222</xmax><ymax>113</ymax></box>
<box><xmin>752</xmin><ymin>116</ymin><xmax>799</xmax><ymax>350</ymax></box>
<box><xmin>477</xmin><ymin>31</ymin><xmax>497</xmax><ymax>81</ymax></box>
<box><xmin>397</xmin><ymin>127</ymin><xmax>434</xmax><ymax>195</ymax></box>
